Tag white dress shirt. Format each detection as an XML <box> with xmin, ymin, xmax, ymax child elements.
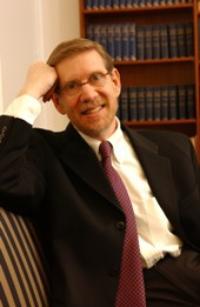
<box><xmin>5</xmin><ymin>95</ymin><xmax>182</xmax><ymax>268</ymax></box>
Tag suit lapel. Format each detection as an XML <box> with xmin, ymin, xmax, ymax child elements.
<box><xmin>124</xmin><ymin>127</ymin><xmax>180</xmax><ymax>227</ymax></box>
<box><xmin>59</xmin><ymin>125</ymin><xmax>122</xmax><ymax>211</ymax></box>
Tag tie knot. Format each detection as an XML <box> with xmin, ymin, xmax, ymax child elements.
<box><xmin>99</xmin><ymin>141</ymin><xmax>112</xmax><ymax>160</ymax></box>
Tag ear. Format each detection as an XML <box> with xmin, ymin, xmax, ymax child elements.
<box><xmin>111</xmin><ymin>68</ymin><xmax>121</xmax><ymax>97</ymax></box>
<box><xmin>52</xmin><ymin>93</ymin><xmax>66</xmax><ymax>115</ymax></box>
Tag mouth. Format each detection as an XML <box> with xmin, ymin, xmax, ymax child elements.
<box><xmin>81</xmin><ymin>104</ymin><xmax>105</xmax><ymax>115</ymax></box>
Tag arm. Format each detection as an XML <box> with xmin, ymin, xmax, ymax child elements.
<box><xmin>0</xmin><ymin>62</ymin><xmax>57</xmax><ymax>214</ymax></box>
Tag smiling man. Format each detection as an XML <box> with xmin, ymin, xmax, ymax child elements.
<box><xmin>0</xmin><ymin>38</ymin><xmax>200</xmax><ymax>307</ymax></box>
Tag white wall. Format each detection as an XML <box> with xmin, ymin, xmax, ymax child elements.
<box><xmin>0</xmin><ymin>0</ymin><xmax>80</xmax><ymax>130</ymax></box>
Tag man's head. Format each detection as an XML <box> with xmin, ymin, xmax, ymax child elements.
<box><xmin>48</xmin><ymin>38</ymin><xmax>121</xmax><ymax>140</ymax></box>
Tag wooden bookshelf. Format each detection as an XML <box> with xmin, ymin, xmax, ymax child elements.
<box><xmin>79</xmin><ymin>0</ymin><xmax>200</xmax><ymax>159</ymax></box>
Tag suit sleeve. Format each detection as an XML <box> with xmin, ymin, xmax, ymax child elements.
<box><xmin>0</xmin><ymin>115</ymin><xmax>46</xmax><ymax>215</ymax></box>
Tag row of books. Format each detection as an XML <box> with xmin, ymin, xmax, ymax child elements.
<box><xmin>118</xmin><ymin>84</ymin><xmax>195</xmax><ymax>121</ymax></box>
<box><xmin>87</xmin><ymin>22</ymin><xmax>193</xmax><ymax>61</ymax></box>
<box><xmin>85</xmin><ymin>0</ymin><xmax>192</xmax><ymax>9</ymax></box>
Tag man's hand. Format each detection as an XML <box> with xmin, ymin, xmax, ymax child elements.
<box><xmin>19</xmin><ymin>62</ymin><xmax>58</xmax><ymax>101</ymax></box>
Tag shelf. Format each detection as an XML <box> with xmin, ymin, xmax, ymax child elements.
<box><xmin>83</xmin><ymin>4</ymin><xmax>193</xmax><ymax>14</ymax></box>
<box><xmin>114</xmin><ymin>57</ymin><xmax>194</xmax><ymax>66</ymax></box>
<box><xmin>125</xmin><ymin>119</ymin><xmax>196</xmax><ymax>136</ymax></box>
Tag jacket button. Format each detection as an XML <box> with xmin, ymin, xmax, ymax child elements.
<box><xmin>116</xmin><ymin>221</ymin><xmax>125</xmax><ymax>230</ymax></box>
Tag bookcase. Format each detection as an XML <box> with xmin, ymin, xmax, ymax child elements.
<box><xmin>79</xmin><ymin>0</ymin><xmax>200</xmax><ymax>159</ymax></box>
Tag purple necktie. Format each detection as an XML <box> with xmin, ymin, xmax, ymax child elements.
<box><xmin>99</xmin><ymin>141</ymin><xmax>146</xmax><ymax>307</ymax></box>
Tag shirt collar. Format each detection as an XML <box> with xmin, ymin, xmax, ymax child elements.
<box><xmin>74</xmin><ymin>117</ymin><xmax>126</xmax><ymax>163</ymax></box>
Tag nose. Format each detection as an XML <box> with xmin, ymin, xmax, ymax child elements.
<box><xmin>79</xmin><ymin>82</ymin><xmax>98</xmax><ymax>102</ymax></box>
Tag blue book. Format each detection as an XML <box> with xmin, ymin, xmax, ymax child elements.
<box><xmin>92</xmin><ymin>0</ymin><xmax>99</xmax><ymax>9</ymax></box>
<box><xmin>152</xmin><ymin>24</ymin><xmax>161</xmax><ymax>59</ymax></box>
<box><xmin>120</xmin><ymin>88</ymin><xmax>129</xmax><ymax>121</ymax></box>
<box><xmin>168</xmin><ymin>85</ymin><xmax>178</xmax><ymax>119</ymax></box>
<box><xmin>137</xmin><ymin>87</ymin><xmax>146</xmax><ymax>120</ymax></box>
<box><xmin>93</xmin><ymin>24</ymin><xmax>101</xmax><ymax>44</ymax></box>
<box><xmin>168</xmin><ymin>23</ymin><xmax>178</xmax><ymax>58</ymax></box>
<box><xmin>99</xmin><ymin>0</ymin><xmax>106</xmax><ymax>8</ymax></box>
<box><xmin>113</xmin><ymin>0</ymin><xmax>120</xmax><ymax>8</ymax></box>
<box><xmin>186</xmin><ymin>85</ymin><xmax>195</xmax><ymax>119</ymax></box>
<box><xmin>107</xmin><ymin>24</ymin><xmax>115</xmax><ymax>58</ymax></box>
<box><xmin>129</xmin><ymin>23</ymin><xmax>136</xmax><ymax>60</ymax></box>
<box><xmin>160</xmin><ymin>86</ymin><xmax>169</xmax><ymax>120</ymax></box>
<box><xmin>177</xmin><ymin>85</ymin><xmax>186</xmax><ymax>119</ymax></box>
<box><xmin>85</xmin><ymin>0</ymin><xmax>93</xmax><ymax>9</ymax></box>
<box><xmin>144</xmin><ymin>25</ymin><xmax>153</xmax><ymax>59</ymax></box>
<box><xmin>99</xmin><ymin>24</ymin><xmax>108</xmax><ymax>50</ymax></box>
<box><xmin>176</xmin><ymin>24</ymin><xmax>187</xmax><ymax>57</ymax></box>
<box><xmin>105</xmin><ymin>0</ymin><xmax>113</xmax><ymax>8</ymax></box>
<box><xmin>86</xmin><ymin>24</ymin><xmax>94</xmax><ymax>40</ymax></box>
<box><xmin>120</xmin><ymin>0</ymin><xmax>127</xmax><ymax>7</ymax></box>
<box><xmin>129</xmin><ymin>87</ymin><xmax>138</xmax><ymax>120</ymax></box>
<box><xmin>184</xmin><ymin>23</ymin><xmax>194</xmax><ymax>56</ymax></box>
<box><xmin>114</xmin><ymin>24</ymin><xmax>122</xmax><ymax>61</ymax></box>
<box><xmin>145</xmin><ymin>86</ymin><xmax>154</xmax><ymax>120</ymax></box>
<box><xmin>126</xmin><ymin>0</ymin><xmax>133</xmax><ymax>7</ymax></box>
<box><xmin>160</xmin><ymin>24</ymin><xmax>169</xmax><ymax>58</ymax></box>
<box><xmin>121</xmin><ymin>24</ymin><xmax>130</xmax><ymax>61</ymax></box>
<box><xmin>136</xmin><ymin>25</ymin><xmax>145</xmax><ymax>60</ymax></box>
<box><xmin>153</xmin><ymin>87</ymin><xmax>161</xmax><ymax>120</ymax></box>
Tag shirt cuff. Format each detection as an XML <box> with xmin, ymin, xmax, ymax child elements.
<box><xmin>4</xmin><ymin>95</ymin><xmax>42</xmax><ymax>125</ymax></box>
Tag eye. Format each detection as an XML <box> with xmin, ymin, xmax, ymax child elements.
<box><xmin>90</xmin><ymin>72</ymin><xmax>104</xmax><ymax>82</ymax></box>
<box><xmin>65</xmin><ymin>80</ymin><xmax>79</xmax><ymax>90</ymax></box>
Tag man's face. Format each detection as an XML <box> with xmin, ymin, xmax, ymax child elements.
<box><xmin>53</xmin><ymin>50</ymin><xmax>121</xmax><ymax>140</ymax></box>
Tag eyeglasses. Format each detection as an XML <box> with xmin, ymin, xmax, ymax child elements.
<box><xmin>58</xmin><ymin>71</ymin><xmax>110</xmax><ymax>96</ymax></box>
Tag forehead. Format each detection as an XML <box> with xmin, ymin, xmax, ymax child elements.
<box><xmin>56</xmin><ymin>50</ymin><xmax>106</xmax><ymax>81</ymax></box>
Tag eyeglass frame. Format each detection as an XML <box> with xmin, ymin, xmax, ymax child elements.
<box><xmin>56</xmin><ymin>70</ymin><xmax>111</xmax><ymax>97</ymax></box>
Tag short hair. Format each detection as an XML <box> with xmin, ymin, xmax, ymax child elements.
<box><xmin>47</xmin><ymin>38</ymin><xmax>114</xmax><ymax>72</ymax></box>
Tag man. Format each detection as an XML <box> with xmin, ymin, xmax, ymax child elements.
<box><xmin>0</xmin><ymin>38</ymin><xmax>200</xmax><ymax>306</ymax></box>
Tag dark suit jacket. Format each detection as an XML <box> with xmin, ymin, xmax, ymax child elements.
<box><xmin>0</xmin><ymin>115</ymin><xmax>200</xmax><ymax>307</ymax></box>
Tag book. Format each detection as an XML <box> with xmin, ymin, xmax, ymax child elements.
<box><xmin>129</xmin><ymin>87</ymin><xmax>138</xmax><ymax>120</ymax></box>
<box><xmin>136</xmin><ymin>25</ymin><xmax>145</xmax><ymax>60</ymax></box>
<box><xmin>153</xmin><ymin>87</ymin><xmax>161</xmax><ymax>120</ymax></box>
<box><xmin>137</xmin><ymin>87</ymin><xmax>146</xmax><ymax>120</ymax></box>
<box><xmin>168</xmin><ymin>85</ymin><xmax>177</xmax><ymax>119</ymax></box>
<box><xmin>176</xmin><ymin>23</ymin><xmax>186</xmax><ymax>57</ymax></box>
<box><xmin>186</xmin><ymin>85</ymin><xmax>195</xmax><ymax>118</ymax></box>
<box><xmin>144</xmin><ymin>25</ymin><xmax>153</xmax><ymax>59</ymax></box>
<box><xmin>160</xmin><ymin>24</ymin><xmax>169</xmax><ymax>59</ymax></box>
<box><xmin>129</xmin><ymin>23</ymin><xmax>136</xmax><ymax>60</ymax></box>
<box><xmin>152</xmin><ymin>24</ymin><xmax>161</xmax><ymax>59</ymax></box>
<box><xmin>177</xmin><ymin>85</ymin><xmax>186</xmax><ymax>119</ymax></box>
<box><xmin>120</xmin><ymin>88</ymin><xmax>129</xmax><ymax>121</ymax></box>
<box><xmin>168</xmin><ymin>23</ymin><xmax>178</xmax><ymax>58</ymax></box>
<box><xmin>145</xmin><ymin>86</ymin><xmax>154</xmax><ymax>120</ymax></box>
<box><xmin>107</xmin><ymin>24</ymin><xmax>115</xmax><ymax>59</ymax></box>
<box><xmin>160</xmin><ymin>86</ymin><xmax>169</xmax><ymax>120</ymax></box>
<box><xmin>184</xmin><ymin>23</ymin><xmax>194</xmax><ymax>56</ymax></box>
<box><xmin>114</xmin><ymin>24</ymin><xmax>122</xmax><ymax>61</ymax></box>
<box><xmin>121</xmin><ymin>24</ymin><xmax>130</xmax><ymax>61</ymax></box>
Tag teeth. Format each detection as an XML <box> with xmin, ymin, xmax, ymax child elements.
<box><xmin>84</xmin><ymin>106</ymin><xmax>102</xmax><ymax>114</ymax></box>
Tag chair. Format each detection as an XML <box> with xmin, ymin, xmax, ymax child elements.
<box><xmin>0</xmin><ymin>207</ymin><xmax>49</xmax><ymax>306</ymax></box>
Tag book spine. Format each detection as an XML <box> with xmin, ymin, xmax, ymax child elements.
<box><xmin>129</xmin><ymin>87</ymin><xmax>138</xmax><ymax>120</ymax></box>
<box><xmin>122</xmin><ymin>24</ymin><xmax>130</xmax><ymax>61</ymax></box>
<box><xmin>145</xmin><ymin>86</ymin><xmax>154</xmax><ymax>120</ymax></box>
<box><xmin>144</xmin><ymin>25</ymin><xmax>153</xmax><ymax>59</ymax></box>
<box><xmin>176</xmin><ymin>23</ymin><xmax>187</xmax><ymax>57</ymax></box>
<box><xmin>136</xmin><ymin>25</ymin><xmax>145</xmax><ymax>60</ymax></box>
<box><xmin>186</xmin><ymin>85</ymin><xmax>195</xmax><ymax>118</ymax></box>
<box><xmin>137</xmin><ymin>87</ymin><xmax>146</xmax><ymax>120</ymax></box>
<box><xmin>153</xmin><ymin>87</ymin><xmax>161</xmax><ymax>120</ymax></box>
<box><xmin>129</xmin><ymin>23</ymin><xmax>136</xmax><ymax>61</ymax></box>
<box><xmin>185</xmin><ymin>23</ymin><xmax>194</xmax><ymax>57</ymax></box>
<box><xmin>168</xmin><ymin>85</ymin><xmax>178</xmax><ymax>119</ymax></box>
<box><xmin>168</xmin><ymin>23</ymin><xmax>178</xmax><ymax>58</ymax></box>
<box><xmin>160</xmin><ymin>24</ymin><xmax>169</xmax><ymax>59</ymax></box>
<box><xmin>120</xmin><ymin>88</ymin><xmax>129</xmax><ymax>121</ymax></box>
<box><xmin>177</xmin><ymin>85</ymin><xmax>186</xmax><ymax>119</ymax></box>
<box><xmin>107</xmin><ymin>24</ymin><xmax>115</xmax><ymax>59</ymax></box>
<box><xmin>152</xmin><ymin>24</ymin><xmax>161</xmax><ymax>59</ymax></box>
<box><xmin>114</xmin><ymin>24</ymin><xmax>122</xmax><ymax>61</ymax></box>
<box><xmin>160</xmin><ymin>86</ymin><xmax>169</xmax><ymax>120</ymax></box>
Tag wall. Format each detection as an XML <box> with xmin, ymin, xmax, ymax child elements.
<box><xmin>0</xmin><ymin>0</ymin><xmax>80</xmax><ymax>130</ymax></box>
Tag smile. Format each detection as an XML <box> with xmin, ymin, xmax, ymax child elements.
<box><xmin>81</xmin><ymin>104</ymin><xmax>105</xmax><ymax>115</ymax></box>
